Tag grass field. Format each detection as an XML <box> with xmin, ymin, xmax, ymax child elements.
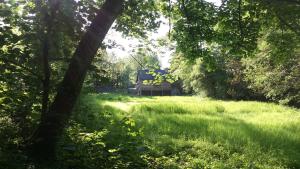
<box><xmin>70</xmin><ymin>93</ymin><xmax>300</xmax><ymax>169</ymax></box>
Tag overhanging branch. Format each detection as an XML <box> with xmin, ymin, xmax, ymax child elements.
<box><xmin>0</xmin><ymin>58</ymin><xmax>42</xmax><ymax>80</ymax></box>
<box><xmin>277</xmin><ymin>14</ymin><xmax>300</xmax><ymax>37</ymax></box>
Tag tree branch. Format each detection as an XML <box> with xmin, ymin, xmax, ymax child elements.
<box><xmin>218</xmin><ymin>0</ymin><xmax>228</xmax><ymax>11</ymax></box>
<box><xmin>277</xmin><ymin>0</ymin><xmax>300</xmax><ymax>5</ymax></box>
<box><xmin>238</xmin><ymin>0</ymin><xmax>243</xmax><ymax>41</ymax></box>
<box><xmin>277</xmin><ymin>14</ymin><xmax>300</xmax><ymax>37</ymax></box>
<box><xmin>264</xmin><ymin>0</ymin><xmax>300</xmax><ymax>36</ymax></box>
<box><xmin>130</xmin><ymin>54</ymin><xmax>145</xmax><ymax>69</ymax></box>
<box><xmin>0</xmin><ymin>58</ymin><xmax>42</xmax><ymax>80</ymax></box>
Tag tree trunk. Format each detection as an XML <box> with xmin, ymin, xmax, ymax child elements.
<box><xmin>41</xmin><ymin>31</ymin><xmax>50</xmax><ymax>116</ymax></box>
<box><xmin>28</xmin><ymin>0</ymin><xmax>124</xmax><ymax>162</ymax></box>
<box><xmin>40</xmin><ymin>0</ymin><xmax>59</xmax><ymax>118</ymax></box>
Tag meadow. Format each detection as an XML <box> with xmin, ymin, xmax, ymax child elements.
<box><xmin>66</xmin><ymin>93</ymin><xmax>300</xmax><ymax>169</ymax></box>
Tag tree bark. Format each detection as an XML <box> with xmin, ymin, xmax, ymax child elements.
<box><xmin>28</xmin><ymin>0</ymin><xmax>124</xmax><ymax>162</ymax></box>
<box><xmin>41</xmin><ymin>29</ymin><xmax>50</xmax><ymax>116</ymax></box>
<box><xmin>40</xmin><ymin>0</ymin><xmax>59</xmax><ymax>118</ymax></box>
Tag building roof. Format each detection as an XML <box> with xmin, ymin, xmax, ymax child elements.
<box><xmin>137</xmin><ymin>69</ymin><xmax>168</xmax><ymax>81</ymax></box>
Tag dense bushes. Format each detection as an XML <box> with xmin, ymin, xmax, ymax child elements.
<box><xmin>243</xmin><ymin>56</ymin><xmax>300</xmax><ymax>107</ymax></box>
<box><xmin>243</xmin><ymin>31</ymin><xmax>300</xmax><ymax>107</ymax></box>
<box><xmin>171</xmin><ymin>52</ymin><xmax>259</xmax><ymax>100</ymax></box>
<box><xmin>172</xmin><ymin>43</ymin><xmax>300</xmax><ymax>107</ymax></box>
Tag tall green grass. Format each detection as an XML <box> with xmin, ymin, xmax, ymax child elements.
<box><xmin>76</xmin><ymin>93</ymin><xmax>300</xmax><ymax>168</ymax></box>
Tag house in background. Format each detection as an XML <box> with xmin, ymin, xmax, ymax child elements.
<box><xmin>130</xmin><ymin>69</ymin><xmax>179</xmax><ymax>96</ymax></box>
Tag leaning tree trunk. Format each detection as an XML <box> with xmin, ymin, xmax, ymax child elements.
<box><xmin>28</xmin><ymin>0</ymin><xmax>124</xmax><ymax>161</ymax></box>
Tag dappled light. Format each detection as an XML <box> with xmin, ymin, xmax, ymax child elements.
<box><xmin>60</xmin><ymin>93</ymin><xmax>300</xmax><ymax>168</ymax></box>
<box><xmin>1</xmin><ymin>0</ymin><xmax>299</xmax><ymax>168</ymax></box>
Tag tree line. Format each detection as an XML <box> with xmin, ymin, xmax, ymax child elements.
<box><xmin>168</xmin><ymin>0</ymin><xmax>300</xmax><ymax>107</ymax></box>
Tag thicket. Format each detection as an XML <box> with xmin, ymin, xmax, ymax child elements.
<box><xmin>243</xmin><ymin>29</ymin><xmax>300</xmax><ymax>106</ymax></box>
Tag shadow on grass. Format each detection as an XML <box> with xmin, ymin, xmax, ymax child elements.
<box><xmin>133</xmin><ymin>104</ymin><xmax>300</xmax><ymax>168</ymax></box>
<box><xmin>57</xmin><ymin>95</ymin><xmax>152</xmax><ymax>169</ymax></box>
<box><xmin>59</xmin><ymin>94</ymin><xmax>300</xmax><ymax>168</ymax></box>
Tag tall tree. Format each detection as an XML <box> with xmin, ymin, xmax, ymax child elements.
<box><xmin>0</xmin><ymin>0</ymin><xmax>160</xmax><ymax>162</ymax></box>
<box><xmin>28</xmin><ymin>0</ymin><xmax>124</xmax><ymax>161</ymax></box>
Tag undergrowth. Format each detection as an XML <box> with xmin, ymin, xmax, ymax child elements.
<box><xmin>1</xmin><ymin>93</ymin><xmax>300</xmax><ymax>168</ymax></box>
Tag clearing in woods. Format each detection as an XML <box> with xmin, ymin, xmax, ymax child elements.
<box><xmin>74</xmin><ymin>93</ymin><xmax>300</xmax><ymax>168</ymax></box>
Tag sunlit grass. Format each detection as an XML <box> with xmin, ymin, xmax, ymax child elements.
<box><xmin>80</xmin><ymin>93</ymin><xmax>300</xmax><ymax>168</ymax></box>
